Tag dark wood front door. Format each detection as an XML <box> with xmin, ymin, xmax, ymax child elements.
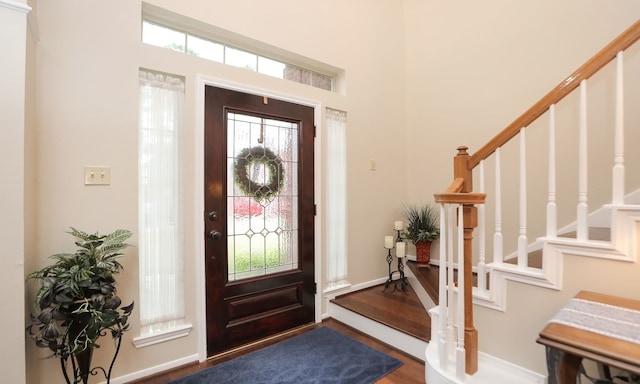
<box><xmin>204</xmin><ymin>85</ymin><xmax>315</xmax><ymax>356</ymax></box>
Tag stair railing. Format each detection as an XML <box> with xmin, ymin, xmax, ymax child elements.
<box><xmin>435</xmin><ymin>175</ymin><xmax>485</xmax><ymax>377</ymax></box>
<box><xmin>432</xmin><ymin>18</ymin><xmax>640</xmax><ymax>379</ymax></box>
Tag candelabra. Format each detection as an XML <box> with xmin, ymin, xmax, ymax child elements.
<box><xmin>383</xmin><ymin>221</ymin><xmax>409</xmax><ymax>293</ymax></box>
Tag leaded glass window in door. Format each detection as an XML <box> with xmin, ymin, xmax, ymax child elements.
<box><xmin>226</xmin><ymin>112</ymin><xmax>299</xmax><ymax>281</ymax></box>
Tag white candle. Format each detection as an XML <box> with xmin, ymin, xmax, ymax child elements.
<box><xmin>384</xmin><ymin>236</ymin><xmax>394</xmax><ymax>249</ymax></box>
<box><xmin>396</xmin><ymin>242</ymin><xmax>406</xmax><ymax>258</ymax></box>
<box><xmin>394</xmin><ymin>220</ymin><xmax>403</xmax><ymax>230</ymax></box>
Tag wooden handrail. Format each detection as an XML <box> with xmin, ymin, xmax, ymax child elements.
<box><xmin>468</xmin><ymin>18</ymin><xmax>640</xmax><ymax>170</ymax></box>
<box><xmin>443</xmin><ymin>178</ymin><xmax>464</xmax><ymax>193</ymax></box>
<box><xmin>434</xmin><ymin>192</ymin><xmax>486</xmax><ymax>205</ymax></box>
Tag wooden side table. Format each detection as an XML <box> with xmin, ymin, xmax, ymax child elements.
<box><xmin>537</xmin><ymin>291</ymin><xmax>640</xmax><ymax>384</ymax></box>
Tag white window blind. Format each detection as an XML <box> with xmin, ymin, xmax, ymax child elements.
<box><xmin>138</xmin><ymin>70</ymin><xmax>185</xmax><ymax>334</ymax></box>
<box><xmin>325</xmin><ymin>108</ymin><xmax>349</xmax><ymax>290</ymax></box>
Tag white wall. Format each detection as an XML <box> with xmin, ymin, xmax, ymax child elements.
<box><xmin>404</xmin><ymin>0</ymin><xmax>640</xmax><ymax>203</ymax></box>
<box><xmin>1</xmin><ymin>1</ymin><xmax>29</xmax><ymax>383</ymax></box>
<box><xmin>28</xmin><ymin>0</ymin><xmax>406</xmax><ymax>382</ymax></box>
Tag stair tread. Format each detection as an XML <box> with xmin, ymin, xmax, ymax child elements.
<box><xmin>557</xmin><ymin>226</ymin><xmax>611</xmax><ymax>241</ymax></box>
<box><xmin>330</xmin><ymin>283</ymin><xmax>431</xmax><ymax>342</ymax></box>
<box><xmin>504</xmin><ymin>226</ymin><xmax>611</xmax><ymax>268</ymax></box>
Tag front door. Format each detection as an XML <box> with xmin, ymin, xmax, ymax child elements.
<box><xmin>204</xmin><ymin>85</ymin><xmax>315</xmax><ymax>356</ymax></box>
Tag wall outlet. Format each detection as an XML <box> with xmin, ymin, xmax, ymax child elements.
<box><xmin>84</xmin><ymin>166</ymin><xmax>110</xmax><ymax>185</ymax></box>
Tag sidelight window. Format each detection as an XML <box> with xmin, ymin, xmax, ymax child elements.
<box><xmin>325</xmin><ymin>108</ymin><xmax>349</xmax><ymax>291</ymax></box>
<box><xmin>137</xmin><ymin>69</ymin><xmax>187</xmax><ymax>339</ymax></box>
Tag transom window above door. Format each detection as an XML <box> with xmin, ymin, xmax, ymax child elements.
<box><xmin>141</xmin><ymin>4</ymin><xmax>339</xmax><ymax>92</ymax></box>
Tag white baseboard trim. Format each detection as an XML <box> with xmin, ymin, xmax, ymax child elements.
<box><xmin>101</xmin><ymin>354</ymin><xmax>199</xmax><ymax>384</ymax></box>
<box><xmin>349</xmin><ymin>276</ymin><xmax>390</xmax><ymax>291</ymax></box>
<box><xmin>323</xmin><ymin>276</ymin><xmax>388</xmax><ymax>300</ymax></box>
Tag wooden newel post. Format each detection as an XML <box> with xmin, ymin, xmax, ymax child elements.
<box><xmin>453</xmin><ymin>146</ymin><xmax>478</xmax><ymax>374</ymax></box>
<box><xmin>454</xmin><ymin>146</ymin><xmax>472</xmax><ymax>193</ymax></box>
<box><xmin>463</xmin><ymin>205</ymin><xmax>478</xmax><ymax>375</ymax></box>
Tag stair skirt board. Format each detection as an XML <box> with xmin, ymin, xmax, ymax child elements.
<box><xmin>404</xmin><ymin>262</ymin><xmax>437</xmax><ymax>311</ymax></box>
<box><xmin>425</xmin><ymin>342</ymin><xmax>546</xmax><ymax>384</ymax></box>
<box><xmin>328</xmin><ymin>302</ymin><xmax>428</xmax><ymax>361</ymax></box>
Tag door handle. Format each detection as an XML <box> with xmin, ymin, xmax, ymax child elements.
<box><xmin>209</xmin><ymin>230</ymin><xmax>223</xmax><ymax>240</ymax></box>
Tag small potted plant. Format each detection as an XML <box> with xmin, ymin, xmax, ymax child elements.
<box><xmin>403</xmin><ymin>202</ymin><xmax>440</xmax><ymax>268</ymax></box>
<box><xmin>26</xmin><ymin>228</ymin><xmax>134</xmax><ymax>384</ymax></box>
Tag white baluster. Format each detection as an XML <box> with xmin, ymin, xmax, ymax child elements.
<box><xmin>447</xmin><ymin>204</ymin><xmax>455</xmax><ymax>359</ymax></box>
<box><xmin>547</xmin><ymin>105</ymin><xmax>557</xmax><ymax>238</ymax></box>
<box><xmin>456</xmin><ymin>204</ymin><xmax>466</xmax><ymax>380</ymax></box>
<box><xmin>438</xmin><ymin>204</ymin><xmax>448</xmax><ymax>368</ymax></box>
<box><xmin>612</xmin><ymin>51</ymin><xmax>625</xmax><ymax>205</ymax></box>
<box><xmin>494</xmin><ymin>148</ymin><xmax>503</xmax><ymax>263</ymax></box>
<box><xmin>518</xmin><ymin>128</ymin><xmax>528</xmax><ymax>268</ymax></box>
<box><xmin>478</xmin><ymin>161</ymin><xmax>486</xmax><ymax>293</ymax></box>
<box><xmin>577</xmin><ymin>80</ymin><xmax>589</xmax><ymax>240</ymax></box>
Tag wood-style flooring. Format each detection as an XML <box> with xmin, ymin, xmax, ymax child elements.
<box><xmin>129</xmin><ymin>318</ymin><xmax>425</xmax><ymax>384</ymax></box>
<box><xmin>330</xmin><ymin>282</ymin><xmax>431</xmax><ymax>342</ymax></box>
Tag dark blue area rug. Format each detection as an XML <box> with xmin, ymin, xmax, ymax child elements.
<box><xmin>169</xmin><ymin>327</ymin><xmax>403</xmax><ymax>384</ymax></box>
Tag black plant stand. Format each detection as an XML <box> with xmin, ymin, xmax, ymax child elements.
<box><xmin>60</xmin><ymin>333</ymin><xmax>123</xmax><ymax>384</ymax></box>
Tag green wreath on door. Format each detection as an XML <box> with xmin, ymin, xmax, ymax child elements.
<box><xmin>234</xmin><ymin>146</ymin><xmax>285</xmax><ymax>202</ymax></box>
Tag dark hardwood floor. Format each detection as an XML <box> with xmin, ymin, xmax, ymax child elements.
<box><xmin>330</xmin><ymin>282</ymin><xmax>431</xmax><ymax>342</ymax></box>
<box><xmin>132</xmin><ymin>296</ymin><xmax>430</xmax><ymax>384</ymax></box>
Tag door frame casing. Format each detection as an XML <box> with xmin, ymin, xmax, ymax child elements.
<box><xmin>194</xmin><ymin>75</ymin><xmax>322</xmax><ymax>361</ymax></box>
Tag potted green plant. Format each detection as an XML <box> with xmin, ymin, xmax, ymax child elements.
<box><xmin>403</xmin><ymin>202</ymin><xmax>440</xmax><ymax>268</ymax></box>
<box><xmin>26</xmin><ymin>228</ymin><xmax>134</xmax><ymax>384</ymax></box>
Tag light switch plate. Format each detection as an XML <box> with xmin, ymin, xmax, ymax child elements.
<box><xmin>84</xmin><ymin>166</ymin><xmax>110</xmax><ymax>185</ymax></box>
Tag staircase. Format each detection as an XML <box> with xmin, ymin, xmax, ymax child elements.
<box><xmin>427</xmin><ymin>18</ymin><xmax>640</xmax><ymax>384</ymax></box>
<box><xmin>330</xmin><ymin>18</ymin><xmax>640</xmax><ymax>384</ymax></box>
<box><xmin>329</xmin><ymin>201</ymin><xmax>640</xmax><ymax>382</ymax></box>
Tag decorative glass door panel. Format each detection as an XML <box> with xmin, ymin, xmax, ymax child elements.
<box><xmin>205</xmin><ymin>85</ymin><xmax>314</xmax><ymax>355</ymax></box>
<box><xmin>226</xmin><ymin>112</ymin><xmax>299</xmax><ymax>281</ymax></box>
